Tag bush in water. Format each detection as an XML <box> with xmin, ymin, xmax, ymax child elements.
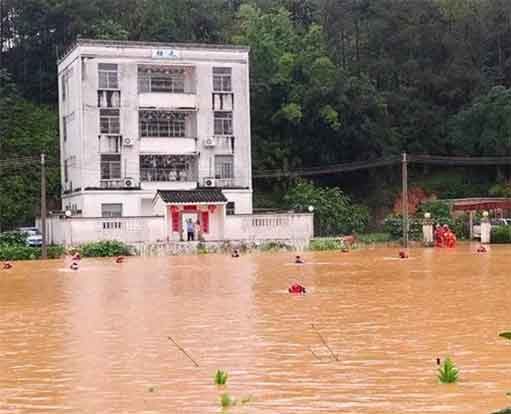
<box><xmin>214</xmin><ymin>370</ymin><xmax>228</xmax><ymax>385</ymax></box>
<box><xmin>437</xmin><ymin>357</ymin><xmax>459</xmax><ymax>384</ymax></box>
<box><xmin>78</xmin><ymin>240</ymin><xmax>131</xmax><ymax>257</ymax></box>
<box><xmin>309</xmin><ymin>238</ymin><xmax>341</xmax><ymax>251</ymax></box>
<box><xmin>0</xmin><ymin>231</ymin><xmax>27</xmax><ymax>246</ymax></box>
<box><xmin>220</xmin><ymin>393</ymin><xmax>235</xmax><ymax>408</ymax></box>
<box><xmin>492</xmin><ymin>226</ymin><xmax>511</xmax><ymax>244</ymax></box>
<box><xmin>0</xmin><ymin>245</ymin><xmax>64</xmax><ymax>261</ymax></box>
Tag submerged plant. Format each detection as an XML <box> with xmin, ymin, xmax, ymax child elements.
<box><xmin>214</xmin><ymin>370</ymin><xmax>228</xmax><ymax>385</ymax></box>
<box><xmin>438</xmin><ymin>357</ymin><xmax>459</xmax><ymax>384</ymax></box>
<box><xmin>220</xmin><ymin>393</ymin><xmax>235</xmax><ymax>408</ymax></box>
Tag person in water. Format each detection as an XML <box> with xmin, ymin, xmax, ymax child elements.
<box><xmin>72</xmin><ymin>252</ymin><xmax>81</xmax><ymax>261</ymax></box>
<box><xmin>399</xmin><ymin>250</ymin><xmax>408</xmax><ymax>259</ymax></box>
<box><xmin>443</xmin><ymin>224</ymin><xmax>456</xmax><ymax>248</ymax></box>
<box><xmin>2</xmin><ymin>261</ymin><xmax>13</xmax><ymax>270</ymax></box>
<box><xmin>115</xmin><ymin>256</ymin><xmax>125</xmax><ymax>263</ymax></box>
<box><xmin>477</xmin><ymin>245</ymin><xmax>487</xmax><ymax>253</ymax></box>
<box><xmin>295</xmin><ymin>255</ymin><xmax>304</xmax><ymax>264</ymax></box>
<box><xmin>434</xmin><ymin>224</ymin><xmax>444</xmax><ymax>247</ymax></box>
<box><xmin>288</xmin><ymin>282</ymin><xmax>306</xmax><ymax>294</ymax></box>
<box><xmin>231</xmin><ymin>249</ymin><xmax>240</xmax><ymax>258</ymax></box>
<box><xmin>70</xmin><ymin>262</ymin><xmax>79</xmax><ymax>270</ymax></box>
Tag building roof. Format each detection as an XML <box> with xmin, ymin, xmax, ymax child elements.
<box><xmin>58</xmin><ymin>38</ymin><xmax>250</xmax><ymax>64</ymax></box>
<box><xmin>156</xmin><ymin>189</ymin><xmax>228</xmax><ymax>204</ymax></box>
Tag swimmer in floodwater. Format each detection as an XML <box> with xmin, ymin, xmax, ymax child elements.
<box><xmin>288</xmin><ymin>282</ymin><xmax>306</xmax><ymax>294</ymax></box>
<box><xmin>231</xmin><ymin>249</ymin><xmax>240</xmax><ymax>258</ymax></box>
<box><xmin>115</xmin><ymin>256</ymin><xmax>125</xmax><ymax>263</ymax></box>
<box><xmin>70</xmin><ymin>262</ymin><xmax>79</xmax><ymax>271</ymax></box>
<box><xmin>399</xmin><ymin>250</ymin><xmax>408</xmax><ymax>259</ymax></box>
<box><xmin>477</xmin><ymin>245</ymin><xmax>487</xmax><ymax>253</ymax></box>
<box><xmin>295</xmin><ymin>255</ymin><xmax>304</xmax><ymax>264</ymax></box>
<box><xmin>2</xmin><ymin>262</ymin><xmax>13</xmax><ymax>270</ymax></box>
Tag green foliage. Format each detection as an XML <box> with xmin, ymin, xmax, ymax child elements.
<box><xmin>489</xmin><ymin>183</ymin><xmax>511</xmax><ymax>198</ymax></box>
<box><xmin>0</xmin><ymin>231</ymin><xmax>27</xmax><ymax>246</ymax></box>
<box><xmin>285</xmin><ymin>179</ymin><xmax>368</xmax><ymax>237</ymax></box>
<box><xmin>356</xmin><ymin>233</ymin><xmax>392</xmax><ymax>244</ymax></box>
<box><xmin>0</xmin><ymin>245</ymin><xmax>64</xmax><ymax>261</ymax></box>
<box><xmin>383</xmin><ymin>216</ymin><xmax>423</xmax><ymax>241</ymax></box>
<box><xmin>196</xmin><ymin>242</ymin><xmax>208</xmax><ymax>255</ymax></box>
<box><xmin>309</xmin><ymin>238</ymin><xmax>341</xmax><ymax>251</ymax></box>
<box><xmin>219</xmin><ymin>393</ymin><xmax>235</xmax><ymax>408</ymax></box>
<box><xmin>259</xmin><ymin>241</ymin><xmax>293</xmax><ymax>252</ymax></box>
<box><xmin>499</xmin><ymin>332</ymin><xmax>511</xmax><ymax>340</ymax></box>
<box><xmin>416</xmin><ymin>201</ymin><xmax>451</xmax><ymax>219</ymax></box>
<box><xmin>78</xmin><ymin>240</ymin><xmax>131</xmax><ymax>257</ymax></box>
<box><xmin>492</xmin><ymin>226</ymin><xmax>511</xmax><ymax>244</ymax></box>
<box><xmin>438</xmin><ymin>357</ymin><xmax>459</xmax><ymax>384</ymax></box>
<box><xmin>214</xmin><ymin>370</ymin><xmax>228</xmax><ymax>386</ymax></box>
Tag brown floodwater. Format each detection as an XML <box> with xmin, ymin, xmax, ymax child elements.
<box><xmin>1</xmin><ymin>245</ymin><xmax>511</xmax><ymax>413</ymax></box>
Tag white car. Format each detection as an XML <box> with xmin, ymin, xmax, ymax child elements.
<box><xmin>17</xmin><ymin>227</ymin><xmax>43</xmax><ymax>247</ymax></box>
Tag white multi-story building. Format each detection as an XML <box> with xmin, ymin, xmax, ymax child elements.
<box><xmin>58</xmin><ymin>39</ymin><xmax>253</xmax><ymax>240</ymax></box>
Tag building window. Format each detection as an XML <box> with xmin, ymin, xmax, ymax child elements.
<box><xmin>61</xmin><ymin>69</ymin><xmax>72</xmax><ymax>101</ymax></box>
<box><xmin>214</xmin><ymin>111</ymin><xmax>233</xmax><ymax>135</ymax></box>
<box><xmin>100</xmin><ymin>109</ymin><xmax>120</xmax><ymax>134</ymax></box>
<box><xmin>100</xmin><ymin>154</ymin><xmax>121</xmax><ymax>180</ymax></box>
<box><xmin>101</xmin><ymin>203</ymin><xmax>123</xmax><ymax>218</ymax></box>
<box><xmin>226</xmin><ymin>202</ymin><xmax>235</xmax><ymax>216</ymax></box>
<box><xmin>215</xmin><ymin>155</ymin><xmax>234</xmax><ymax>179</ymax></box>
<box><xmin>213</xmin><ymin>67</ymin><xmax>232</xmax><ymax>92</ymax></box>
<box><xmin>140</xmin><ymin>154</ymin><xmax>196</xmax><ymax>182</ymax></box>
<box><xmin>63</xmin><ymin>113</ymin><xmax>74</xmax><ymax>142</ymax></box>
<box><xmin>64</xmin><ymin>159</ymin><xmax>68</xmax><ymax>182</ymax></box>
<box><xmin>98</xmin><ymin>90</ymin><xmax>120</xmax><ymax>107</ymax></box>
<box><xmin>99</xmin><ymin>135</ymin><xmax>122</xmax><ymax>153</ymax></box>
<box><xmin>139</xmin><ymin>110</ymin><xmax>186</xmax><ymax>137</ymax></box>
<box><xmin>138</xmin><ymin>66</ymin><xmax>185</xmax><ymax>93</ymax></box>
<box><xmin>98</xmin><ymin>63</ymin><xmax>119</xmax><ymax>89</ymax></box>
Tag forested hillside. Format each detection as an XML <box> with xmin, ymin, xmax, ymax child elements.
<box><xmin>2</xmin><ymin>0</ymin><xmax>511</xmax><ymax>229</ymax></box>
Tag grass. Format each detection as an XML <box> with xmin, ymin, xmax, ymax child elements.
<box><xmin>308</xmin><ymin>238</ymin><xmax>341</xmax><ymax>251</ymax></box>
<box><xmin>356</xmin><ymin>232</ymin><xmax>392</xmax><ymax>244</ymax></box>
<box><xmin>438</xmin><ymin>357</ymin><xmax>459</xmax><ymax>384</ymax></box>
<box><xmin>220</xmin><ymin>393</ymin><xmax>235</xmax><ymax>408</ymax></box>
<box><xmin>214</xmin><ymin>370</ymin><xmax>228</xmax><ymax>385</ymax></box>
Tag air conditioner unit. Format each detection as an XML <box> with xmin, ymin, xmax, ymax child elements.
<box><xmin>204</xmin><ymin>137</ymin><xmax>216</xmax><ymax>147</ymax></box>
<box><xmin>203</xmin><ymin>177</ymin><xmax>216</xmax><ymax>187</ymax></box>
<box><xmin>124</xmin><ymin>177</ymin><xmax>135</xmax><ymax>187</ymax></box>
<box><xmin>123</xmin><ymin>137</ymin><xmax>134</xmax><ymax>146</ymax></box>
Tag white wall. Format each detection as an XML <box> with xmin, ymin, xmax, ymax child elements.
<box><xmin>222</xmin><ymin>189</ymin><xmax>252</xmax><ymax>214</ymax></box>
<box><xmin>225</xmin><ymin>213</ymin><xmax>314</xmax><ymax>241</ymax></box>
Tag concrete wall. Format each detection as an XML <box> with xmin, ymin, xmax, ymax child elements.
<box><xmin>225</xmin><ymin>213</ymin><xmax>314</xmax><ymax>241</ymax></box>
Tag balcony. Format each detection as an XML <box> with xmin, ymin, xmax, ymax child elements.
<box><xmin>140</xmin><ymin>168</ymin><xmax>197</xmax><ymax>183</ymax></box>
<box><xmin>200</xmin><ymin>177</ymin><xmax>249</xmax><ymax>189</ymax></box>
<box><xmin>138</xmin><ymin>65</ymin><xmax>197</xmax><ymax>109</ymax></box>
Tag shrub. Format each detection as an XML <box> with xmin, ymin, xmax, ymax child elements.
<box><xmin>284</xmin><ymin>179</ymin><xmax>369</xmax><ymax>236</ymax></box>
<box><xmin>492</xmin><ymin>226</ymin><xmax>511</xmax><ymax>244</ymax></box>
<box><xmin>438</xmin><ymin>357</ymin><xmax>459</xmax><ymax>384</ymax></box>
<box><xmin>309</xmin><ymin>238</ymin><xmax>340</xmax><ymax>251</ymax></box>
<box><xmin>0</xmin><ymin>231</ymin><xmax>26</xmax><ymax>246</ymax></box>
<box><xmin>356</xmin><ymin>233</ymin><xmax>392</xmax><ymax>244</ymax></box>
<box><xmin>78</xmin><ymin>240</ymin><xmax>131</xmax><ymax>257</ymax></box>
<box><xmin>383</xmin><ymin>216</ymin><xmax>423</xmax><ymax>240</ymax></box>
<box><xmin>214</xmin><ymin>370</ymin><xmax>228</xmax><ymax>385</ymax></box>
<box><xmin>259</xmin><ymin>241</ymin><xmax>292</xmax><ymax>251</ymax></box>
<box><xmin>220</xmin><ymin>393</ymin><xmax>235</xmax><ymax>408</ymax></box>
<box><xmin>0</xmin><ymin>244</ymin><xmax>64</xmax><ymax>260</ymax></box>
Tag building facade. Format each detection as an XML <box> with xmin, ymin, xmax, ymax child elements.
<box><xmin>57</xmin><ymin>39</ymin><xmax>252</xmax><ymax>240</ymax></box>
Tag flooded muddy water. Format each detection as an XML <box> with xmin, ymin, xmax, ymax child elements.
<box><xmin>1</xmin><ymin>245</ymin><xmax>511</xmax><ymax>413</ymax></box>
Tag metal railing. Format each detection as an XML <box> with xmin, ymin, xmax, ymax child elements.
<box><xmin>140</xmin><ymin>168</ymin><xmax>197</xmax><ymax>182</ymax></box>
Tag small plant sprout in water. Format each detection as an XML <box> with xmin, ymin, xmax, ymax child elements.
<box><xmin>437</xmin><ymin>357</ymin><xmax>459</xmax><ymax>384</ymax></box>
<box><xmin>214</xmin><ymin>370</ymin><xmax>228</xmax><ymax>385</ymax></box>
<box><xmin>220</xmin><ymin>393</ymin><xmax>235</xmax><ymax>408</ymax></box>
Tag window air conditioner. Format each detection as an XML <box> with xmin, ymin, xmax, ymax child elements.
<box><xmin>203</xmin><ymin>178</ymin><xmax>216</xmax><ymax>187</ymax></box>
<box><xmin>204</xmin><ymin>137</ymin><xmax>216</xmax><ymax>147</ymax></box>
<box><xmin>124</xmin><ymin>178</ymin><xmax>135</xmax><ymax>187</ymax></box>
<box><xmin>123</xmin><ymin>137</ymin><xmax>134</xmax><ymax>146</ymax></box>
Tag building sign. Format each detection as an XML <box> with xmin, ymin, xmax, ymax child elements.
<box><xmin>152</xmin><ymin>49</ymin><xmax>180</xmax><ymax>59</ymax></box>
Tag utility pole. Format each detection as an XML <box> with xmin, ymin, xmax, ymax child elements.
<box><xmin>402</xmin><ymin>152</ymin><xmax>408</xmax><ymax>249</ymax></box>
<box><xmin>41</xmin><ymin>153</ymin><xmax>48</xmax><ymax>259</ymax></box>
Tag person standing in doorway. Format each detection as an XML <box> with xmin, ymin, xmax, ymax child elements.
<box><xmin>186</xmin><ymin>219</ymin><xmax>195</xmax><ymax>241</ymax></box>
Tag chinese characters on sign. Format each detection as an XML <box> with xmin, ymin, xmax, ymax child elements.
<box><xmin>152</xmin><ymin>49</ymin><xmax>180</xmax><ymax>59</ymax></box>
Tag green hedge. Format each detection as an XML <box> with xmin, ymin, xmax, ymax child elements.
<box><xmin>309</xmin><ymin>238</ymin><xmax>341</xmax><ymax>251</ymax></box>
<box><xmin>492</xmin><ymin>226</ymin><xmax>511</xmax><ymax>244</ymax></box>
<box><xmin>0</xmin><ymin>231</ymin><xmax>27</xmax><ymax>246</ymax></box>
<box><xmin>78</xmin><ymin>240</ymin><xmax>132</xmax><ymax>257</ymax></box>
<box><xmin>0</xmin><ymin>244</ymin><xmax>65</xmax><ymax>261</ymax></box>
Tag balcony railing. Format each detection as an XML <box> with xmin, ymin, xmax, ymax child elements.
<box><xmin>140</xmin><ymin>168</ymin><xmax>197</xmax><ymax>182</ymax></box>
<box><xmin>201</xmin><ymin>177</ymin><xmax>249</xmax><ymax>188</ymax></box>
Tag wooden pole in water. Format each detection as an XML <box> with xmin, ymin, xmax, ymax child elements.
<box><xmin>168</xmin><ymin>336</ymin><xmax>199</xmax><ymax>367</ymax></box>
<box><xmin>402</xmin><ymin>152</ymin><xmax>408</xmax><ymax>249</ymax></box>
